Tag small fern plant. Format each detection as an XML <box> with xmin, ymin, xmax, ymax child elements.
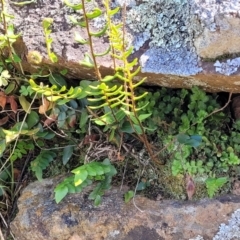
<box><xmin>53</xmin><ymin>0</ymin><xmax>157</xmax><ymax>205</ymax></box>
<box><xmin>64</xmin><ymin>0</ymin><xmax>156</xmax><ymax>160</ymax></box>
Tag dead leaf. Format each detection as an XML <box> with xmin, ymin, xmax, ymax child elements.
<box><xmin>39</xmin><ymin>97</ymin><xmax>50</xmax><ymax>114</ymax></box>
<box><xmin>117</xmin><ymin>152</ymin><xmax>125</xmax><ymax>161</ymax></box>
<box><xmin>0</xmin><ymin>92</ymin><xmax>7</xmax><ymax>110</ymax></box>
<box><xmin>68</xmin><ymin>114</ymin><xmax>76</xmax><ymax>128</ymax></box>
<box><xmin>7</xmin><ymin>95</ymin><xmax>18</xmax><ymax>113</ymax></box>
<box><xmin>13</xmin><ymin>168</ymin><xmax>21</xmax><ymax>181</ymax></box>
<box><xmin>83</xmin><ymin>134</ymin><xmax>99</xmax><ymax>145</ymax></box>
<box><xmin>43</xmin><ymin>114</ymin><xmax>58</xmax><ymax>127</ymax></box>
<box><xmin>186</xmin><ymin>174</ymin><xmax>195</xmax><ymax>200</ymax></box>
<box><xmin>0</xmin><ymin>116</ymin><xmax>9</xmax><ymax>126</ymax></box>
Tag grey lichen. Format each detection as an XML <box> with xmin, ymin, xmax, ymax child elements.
<box><xmin>213</xmin><ymin>209</ymin><xmax>240</xmax><ymax>240</ymax></box>
<box><xmin>140</xmin><ymin>47</ymin><xmax>202</xmax><ymax>76</ymax></box>
<box><xmin>214</xmin><ymin>57</ymin><xmax>240</xmax><ymax>76</ymax></box>
<box><xmin>124</xmin><ymin>0</ymin><xmax>202</xmax><ymax>76</ymax></box>
<box><xmin>126</xmin><ymin>0</ymin><xmax>192</xmax><ymax>50</ymax></box>
<box><xmin>190</xmin><ymin>208</ymin><xmax>240</xmax><ymax>240</ymax></box>
<box><xmin>191</xmin><ymin>0</ymin><xmax>240</xmax><ymax>32</ymax></box>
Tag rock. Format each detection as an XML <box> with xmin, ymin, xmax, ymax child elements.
<box><xmin>4</xmin><ymin>0</ymin><xmax>240</xmax><ymax>92</ymax></box>
<box><xmin>10</xmin><ymin>176</ymin><xmax>240</xmax><ymax>240</ymax></box>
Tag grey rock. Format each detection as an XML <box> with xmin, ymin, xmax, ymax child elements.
<box><xmin>4</xmin><ymin>0</ymin><xmax>240</xmax><ymax>92</ymax></box>
<box><xmin>10</xmin><ymin>176</ymin><xmax>240</xmax><ymax>240</ymax></box>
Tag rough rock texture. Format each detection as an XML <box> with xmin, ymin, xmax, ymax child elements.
<box><xmin>5</xmin><ymin>0</ymin><xmax>240</xmax><ymax>92</ymax></box>
<box><xmin>192</xmin><ymin>0</ymin><xmax>240</xmax><ymax>59</ymax></box>
<box><xmin>10</xmin><ymin>176</ymin><xmax>240</xmax><ymax>240</ymax></box>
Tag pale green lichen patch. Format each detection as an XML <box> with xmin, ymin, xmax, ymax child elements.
<box><xmin>126</xmin><ymin>0</ymin><xmax>192</xmax><ymax>50</ymax></box>
<box><xmin>123</xmin><ymin>0</ymin><xmax>203</xmax><ymax>76</ymax></box>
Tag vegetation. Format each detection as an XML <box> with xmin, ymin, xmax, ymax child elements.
<box><xmin>0</xmin><ymin>0</ymin><xmax>239</xmax><ymax>238</ymax></box>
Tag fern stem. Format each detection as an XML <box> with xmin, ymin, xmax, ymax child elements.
<box><xmin>82</xmin><ymin>0</ymin><xmax>120</xmax><ymax>126</ymax></box>
<box><xmin>81</xmin><ymin>0</ymin><xmax>102</xmax><ymax>80</ymax></box>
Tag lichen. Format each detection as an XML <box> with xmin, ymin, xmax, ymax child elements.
<box><xmin>126</xmin><ymin>0</ymin><xmax>193</xmax><ymax>50</ymax></box>
<box><xmin>213</xmin><ymin>209</ymin><xmax>240</xmax><ymax>240</ymax></box>
<box><xmin>214</xmin><ymin>57</ymin><xmax>240</xmax><ymax>76</ymax></box>
<box><xmin>191</xmin><ymin>0</ymin><xmax>240</xmax><ymax>32</ymax></box>
<box><xmin>190</xmin><ymin>208</ymin><xmax>240</xmax><ymax>239</ymax></box>
<box><xmin>124</xmin><ymin>0</ymin><xmax>203</xmax><ymax>76</ymax></box>
<box><xmin>140</xmin><ymin>47</ymin><xmax>202</xmax><ymax>76</ymax></box>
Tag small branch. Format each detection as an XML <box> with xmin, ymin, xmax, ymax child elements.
<box><xmin>191</xmin><ymin>91</ymin><xmax>232</xmax><ymax>127</ymax></box>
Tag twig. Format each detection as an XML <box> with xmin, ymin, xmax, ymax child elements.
<box><xmin>0</xmin><ymin>226</ymin><xmax>5</xmax><ymax>240</ymax></box>
<box><xmin>0</xmin><ymin>213</ymin><xmax>14</xmax><ymax>239</ymax></box>
<box><xmin>191</xmin><ymin>92</ymin><xmax>233</xmax><ymax>127</ymax></box>
<box><xmin>205</xmin><ymin>91</ymin><xmax>232</xmax><ymax>118</ymax></box>
<box><xmin>132</xmin><ymin>165</ymin><xmax>145</xmax><ymax>213</ymax></box>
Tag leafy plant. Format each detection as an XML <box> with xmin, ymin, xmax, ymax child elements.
<box><xmin>64</xmin><ymin>0</ymin><xmax>155</xmax><ymax>161</ymax></box>
<box><xmin>30</xmin><ymin>151</ymin><xmax>57</xmax><ymax>181</ymax></box>
<box><xmin>206</xmin><ymin>177</ymin><xmax>228</xmax><ymax>198</ymax></box>
<box><xmin>54</xmin><ymin>158</ymin><xmax>116</xmax><ymax>205</ymax></box>
<box><xmin>10</xmin><ymin>140</ymin><xmax>34</xmax><ymax>161</ymax></box>
<box><xmin>42</xmin><ymin>18</ymin><xmax>58</xmax><ymax>63</ymax></box>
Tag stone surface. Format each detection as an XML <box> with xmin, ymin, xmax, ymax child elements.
<box><xmin>192</xmin><ymin>0</ymin><xmax>240</xmax><ymax>59</ymax></box>
<box><xmin>10</xmin><ymin>176</ymin><xmax>240</xmax><ymax>240</ymax></box>
<box><xmin>4</xmin><ymin>0</ymin><xmax>240</xmax><ymax>92</ymax></box>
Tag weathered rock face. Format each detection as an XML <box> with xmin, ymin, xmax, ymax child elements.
<box><xmin>5</xmin><ymin>0</ymin><xmax>240</xmax><ymax>92</ymax></box>
<box><xmin>10</xmin><ymin>176</ymin><xmax>240</xmax><ymax>240</ymax></box>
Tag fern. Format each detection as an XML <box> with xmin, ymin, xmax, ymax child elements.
<box><xmin>64</xmin><ymin>0</ymin><xmax>156</xmax><ymax>160</ymax></box>
<box><xmin>30</xmin><ymin>151</ymin><xmax>56</xmax><ymax>181</ymax></box>
<box><xmin>205</xmin><ymin>177</ymin><xmax>228</xmax><ymax>198</ymax></box>
<box><xmin>10</xmin><ymin>140</ymin><xmax>34</xmax><ymax>161</ymax></box>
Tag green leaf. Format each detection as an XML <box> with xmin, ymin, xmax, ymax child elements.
<box><xmin>94</xmin><ymin>195</ymin><xmax>101</xmax><ymax>206</ymax></box>
<box><xmin>120</xmin><ymin>121</ymin><xmax>134</xmax><ymax>133</ymax></box>
<box><xmin>30</xmin><ymin>151</ymin><xmax>56</xmax><ymax>181</ymax></box>
<box><xmin>90</xmin><ymin>24</ymin><xmax>108</xmax><ymax>37</ymax></box>
<box><xmin>19</xmin><ymin>95</ymin><xmax>31</xmax><ymax>113</ymax></box>
<box><xmin>185</xmin><ymin>135</ymin><xmax>202</xmax><ymax>147</ymax></box>
<box><xmin>124</xmin><ymin>190</ymin><xmax>134</xmax><ymax>203</ymax></box>
<box><xmin>49</xmin><ymin>74</ymin><xmax>67</xmax><ymax>88</ymax></box>
<box><xmin>74</xmin><ymin>32</ymin><xmax>88</xmax><ymax>44</ymax></box>
<box><xmin>60</xmin><ymin>69</ymin><xmax>68</xmax><ymax>75</ymax></box>
<box><xmin>54</xmin><ymin>185</ymin><xmax>68</xmax><ymax>203</ymax></box>
<box><xmin>0</xmin><ymin>140</ymin><xmax>6</xmax><ymax>156</ymax></box>
<box><xmin>80</xmin><ymin>54</ymin><xmax>94</xmax><ymax>68</ymax></box>
<box><xmin>50</xmin><ymin>52</ymin><xmax>58</xmax><ymax>63</ymax></box>
<box><xmin>73</xmin><ymin>169</ymin><xmax>88</xmax><ymax>186</ymax></box>
<box><xmin>64</xmin><ymin>0</ymin><xmax>83</xmax><ymax>10</ymax></box>
<box><xmin>136</xmin><ymin>181</ymin><xmax>147</xmax><ymax>191</ymax></box>
<box><xmin>69</xmin><ymin>16</ymin><xmax>86</xmax><ymax>27</ymax></box>
<box><xmin>57</xmin><ymin>111</ymin><xmax>66</xmax><ymax>128</ymax></box>
<box><xmin>79</xmin><ymin>109</ymin><xmax>88</xmax><ymax>132</ymax></box>
<box><xmin>86</xmin><ymin>8</ymin><xmax>102</xmax><ymax>19</ymax></box>
<box><xmin>109</xmin><ymin>7</ymin><xmax>120</xmax><ymax>15</ymax></box>
<box><xmin>138</xmin><ymin>113</ymin><xmax>152</xmax><ymax>121</ymax></box>
<box><xmin>62</xmin><ymin>145</ymin><xmax>74</xmax><ymax>165</ymax></box>
<box><xmin>42</xmin><ymin>18</ymin><xmax>53</xmax><ymax>29</ymax></box>
<box><xmin>177</xmin><ymin>134</ymin><xmax>190</xmax><ymax>144</ymax></box>
<box><xmin>26</xmin><ymin>111</ymin><xmax>39</xmax><ymax>128</ymax></box>
<box><xmin>5</xmin><ymin>81</ymin><xmax>17</xmax><ymax>94</ymax></box>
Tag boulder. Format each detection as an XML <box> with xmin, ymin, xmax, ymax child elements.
<box><xmin>4</xmin><ymin>0</ymin><xmax>240</xmax><ymax>92</ymax></box>
<box><xmin>10</xmin><ymin>176</ymin><xmax>240</xmax><ymax>240</ymax></box>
